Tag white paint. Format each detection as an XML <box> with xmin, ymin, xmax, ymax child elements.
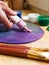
<box><xmin>22</xmin><ymin>16</ymin><xmax>29</xmax><ymax>22</ymax></box>
<box><xmin>28</xmin><ymin>13</ymin><xmax>40</xmax><ymax>23</ymax></box>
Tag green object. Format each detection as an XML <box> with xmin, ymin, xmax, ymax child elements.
<box><xmin>46</xmin><ymin>25</ymin><xmax>49</xmax><ymax>31</ymax></box>
<box><xmin>38</xmin><ymin>15</ymin><xmax>49</xmax><ymax>26</ymax></box>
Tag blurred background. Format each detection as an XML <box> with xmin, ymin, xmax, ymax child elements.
<box><xmin>1</xmin><ymin>0</ymin><xmax>49</xmax><ymax>15</ymax></box>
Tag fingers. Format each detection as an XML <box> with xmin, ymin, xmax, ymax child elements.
<box><xmin>0</xmin><ymin>1</ymin><xmax>16</xmax><ymax>15</ymax></box>
<box><xmin>0</xmin><ymin>7</ymin><xmax>13</xmax><ymax>29</ymax></box>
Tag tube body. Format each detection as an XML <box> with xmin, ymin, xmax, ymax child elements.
<box><xmin>9</xmin><ymin>15</ymin><xmax>26</xmax><ymax>29</ymax></box>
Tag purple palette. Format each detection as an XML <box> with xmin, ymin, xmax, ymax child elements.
<box><xmin>0</xmin><ymin>22</ymin><xmax>44</xmax><ymax>44</ymax></box>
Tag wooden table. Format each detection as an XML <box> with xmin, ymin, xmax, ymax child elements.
<box><xmin>0</xmin><ymin>10</ymin><xmax>49</xmax><ymax>65</ymax></box>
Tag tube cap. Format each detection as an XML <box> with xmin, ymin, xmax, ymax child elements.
<box><xmin>38</xmin><ymin>15</ymin><xmax>49</xmax><ymax>26</ymax></box>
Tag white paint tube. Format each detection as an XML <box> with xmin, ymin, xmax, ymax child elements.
<box><xmin>9</xmin><ymin>15</ymin><xmax>26</xmax><ymax>29</ymax></box>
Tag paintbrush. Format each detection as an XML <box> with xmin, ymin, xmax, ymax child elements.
<box><xmin>0</xmin><ymin>44</ymin><xmax>49</xmax><ymax>61</ymax></box>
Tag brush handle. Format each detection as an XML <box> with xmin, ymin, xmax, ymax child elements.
<box><xmin>0</xmin><ymin>44</ymin><xmax>29</xmax><ymax>57</ymax></box>
<box><xmin>0</xmin><ymin>44</ymin><xmax>29</xmax><ymax>49</ymax></box>
<box><xmin>0</xmin><ymin>44</ymin><xmax>49</xmax><ymax>61</ymax></box>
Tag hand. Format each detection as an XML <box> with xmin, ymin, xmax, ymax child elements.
<box><xmin>0</xmin><ymin>1</ymin><xmax>32</xmax><ymax>32</ymax></box>
<box><xmin>0</xmin><ymin>1</ymin><xmax>16</xmax><ymax>29</ymax></box>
